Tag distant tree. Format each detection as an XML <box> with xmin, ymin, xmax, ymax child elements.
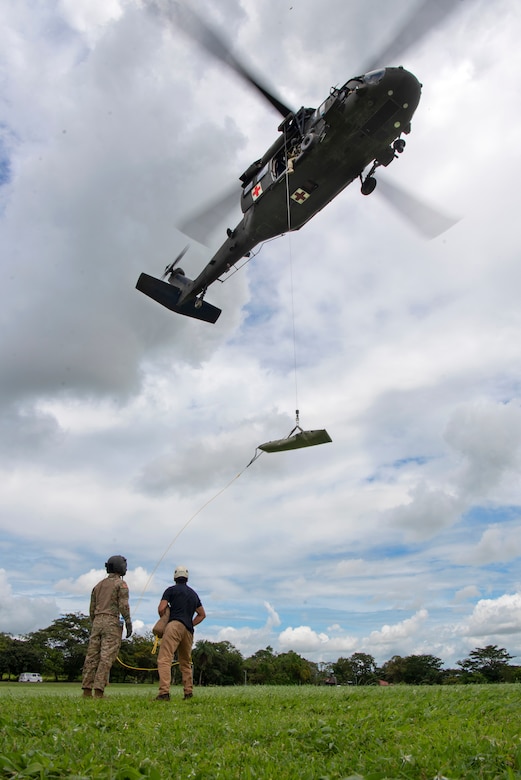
<box><xmin>244</xmin><ymin>646</ymin><xmax>314</xmax><ymax>685</ymax></box>
<box><xmin>313</xmin><ymin>662</ymin><xmax>335</xmax><ymax>685</ymax></box>
<box><xmin>307</xmin><ymin>660</ymin><xmax>322</xmax><ymax>684</ymax></box>
<box><xmin>244</xmin><ymin>646</ymin><xmax>277</xmax><ymax>685</ymax></box>
<box><xmin>192</xmin><ymin>639</ymin><xmax>219</xmax><ymax>686</ymax></box>
<box><xmin>457</xmin><ymin>645</ymin><xmax>514</xmax><ymax>683</ymax></box>
<box><xmin>439</xmin><ymin>667</ymin><xmax>465</xmax><ymax>685</ymax></box>
<box><xmin>115</xmin><ymin>633</ymin><xmax>159</xmax><ymax>684</ymax></box>
<box><xmin>26</xmin><ymin>613</ymin><xmax>91</xmax><ymax>681</ymax></box>
<box><xmin>0</xmin><ymin>633</ymin><xmax>11</xmax><ymax>680</ymax></box>
<box><xmin>272</xmin><ymin>650</ymin><xmax>313</xmax><ymax>685</ymax></box>
<box><xmin>333</xmin><ymin>653</ymin><xmax>377</xmax><ymax>685</ymax></box>
<box><xmin>379</xmin><ymin>654</ymin><xmax>444</xmax><ymax>685</ymax></box>
<box><xmin>332</xmin><ymin>656</ymin><xmax>354</xmax><ymax>684</ymax></box>
<box><xmin>402</xmin><ymin>654</ymin><xmax>444</xmax><ymax>684</ymax></box>
<box><xmin>379</xmin><ymin>654</ymin><xmax>407</xmax><ymax>684</ymax></box>
<box><xmin>192</xmin><ymin>640</ymin><xmax>244</xmax><ymax>686</ymax></box>
<box><xmin>0</xmin><ymin>634</ymin><xmax>42</xmax><ymax>680</ymax></box>
<box><xmin>351</xmin><ymin>652</ymin><xmax>378</xmax><ymax>684</ymax></box>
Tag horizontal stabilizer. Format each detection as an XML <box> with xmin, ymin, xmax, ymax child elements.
<box><xmin>136</xmin><ymin>273</ymin><xmax>221</xmax><ymax>324</ymax></box>
<box><xmin>259</xmin><ymin>429</ymin><xmax>332</xmax><ymax>453</ymax></box>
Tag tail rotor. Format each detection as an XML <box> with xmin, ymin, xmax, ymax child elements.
<box><xmin>162</xmin><ymin>245</ymin><xmax>190</xmax><ymax>280</ymax></box>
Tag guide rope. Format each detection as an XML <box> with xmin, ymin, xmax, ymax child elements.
<box><xmin>131</xmin><ymin>451</ymin><xmax>263</xmax><ymax>617</ymax></box>
<box><xmin>115</xmin><ymin>655</ymin><xmax>183</xmax><ymax>672</ymax></box>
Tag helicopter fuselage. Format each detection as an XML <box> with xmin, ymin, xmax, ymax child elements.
<box><xmin>137</xmin><ymin>66</ymin><xmax>421</xmax><ymax>321</ymax></box>
<box><xmin>182</xmin><ymin>66</ymin><xmax>420</xmax><ymax>301</ymax></box>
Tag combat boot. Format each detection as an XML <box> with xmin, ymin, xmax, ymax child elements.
<box><xmin>93</xmin><ymin>689</ymin><xmax>104</xmax><ymax>699</ymax></box>
<box><xmin>82</xmin><ymin>688</ymin><xmax>92</xmax><ymax>698</ymax></box>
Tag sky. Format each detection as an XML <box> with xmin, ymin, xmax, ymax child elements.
<box><xmin>1</xmin><ymin>0</ymin><xmax>521</xmax><ymax>669</ymax></box>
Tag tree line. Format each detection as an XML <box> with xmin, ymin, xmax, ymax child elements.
<box><xmin>1</xmin><ymin>613</ymin><xmax>519</xmax><ymax>686</ymax></box>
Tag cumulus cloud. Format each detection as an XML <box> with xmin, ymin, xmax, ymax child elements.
<box><xmin>54</xmin><ymin>566</ymin><xmax>153</xmax><ymax>595</ymax></box>
<box><xmin>367</xmin><ymin>610</ymin><xmax>429</xmax><ymax>651</ymax></box>
<box><xmin>465</xmin><ymin>524</ymin><xmax>521</xmax><ymax>566</ymax></box>
<box><xmin>279</xmin><ymin>625</ymin><xmax>330</xmax><ymax>651</ymax></box>
<box><xmin>264</xmin><ymin>600</ymin><xmax>281</xmax><ymax>628</ymax></box>
<box><xmin>332</xmin><ymin>559</ymin><xmax>367</xmax><ymax>577</ymax></box>
<box><xmin>445</xmin><ymin>400</ymin><xmax>521</xmax><ymax>499</ymax></box>
<box><xmin>385</xmin><ymin>400</ymin><xmax>521</xmax><ymax>543</ymax></box>
<box><xmin>457</xmin><ymin>593</ymin><xmax>521</xmax><ymax>639</ymax></box>
<box><xmin>0</xmin><ymin>569</ymin><xmax>59</xmax><ymax>635</ymax></box>
<box><xmin>54</xmin><ymin>569</ymin><xmax>105</xmax><ymax>595</ymax></box>
<box><xmin>389</xmin><ymin>484</ymin><xmax>463</xmax><ymax>540</ymax></box>
<box><xmin>205</xmin><ymin>601</ymin><xmax>282</xmax><ymax>654</ymax></box>
<box><xmin>453</xmin><ymin>585</ymin><xmax>481</xmax><ymax>604</ymax></box>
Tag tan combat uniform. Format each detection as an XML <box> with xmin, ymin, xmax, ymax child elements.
<box><xmin>81</xmin><ymin>573</ymin><xmax>131</xmax><ymax>693</ymax></box>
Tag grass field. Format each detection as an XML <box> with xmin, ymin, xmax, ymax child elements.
<box><xmin>1</xmin><ymin>682</ymin><xmax>520</xmax><ymax>779</ymax></box>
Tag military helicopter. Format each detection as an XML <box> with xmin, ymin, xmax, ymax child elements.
<box><xmin>137</xmin><ymin>0</ymin><xmax>461</xmax><ymax>324</ymax></box>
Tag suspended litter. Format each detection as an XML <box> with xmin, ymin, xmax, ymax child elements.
<box><xmin>258</xmin><ymin>410</ymin><xmax>332</xmax><ymax>453</ymax></box>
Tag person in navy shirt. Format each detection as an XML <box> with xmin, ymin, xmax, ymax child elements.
<box><xmin>155</xmin><ymin>565</ymin><xmax>206</xmax><ymax>701</ymax></box>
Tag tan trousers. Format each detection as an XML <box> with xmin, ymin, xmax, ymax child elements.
<box><xmin>82</xmin><ymin>615</ymin><xmax>122</xmax><ymax>691</ymax></box>
<box><xmin>157</xmin><ymin>620</ymin><xmax>193</xmax><ymax>696</ymax></box>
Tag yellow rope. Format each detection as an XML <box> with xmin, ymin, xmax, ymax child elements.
<box><xmin>116</xmin><ymin>656</ymin><xmax>160</xmax><ymax>672</ymax></box>
<box><xmin>115</xmin><ymin>656</ymin><xmax>187</xmax><ymax>672</ymax></box>
<box><xmin>116</xmin><ymin>638</ymin><xmax>192</xmax><ymax>671</ymax></box>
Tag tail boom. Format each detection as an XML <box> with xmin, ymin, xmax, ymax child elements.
<box><xmin>136</xmin><ymin>273</ymin><xmax>221</xmax><ymax>324</ymax></box>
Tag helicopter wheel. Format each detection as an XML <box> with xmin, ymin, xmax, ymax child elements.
<box><xmin>361</xmin><ymin>176</ymin><xmax>377</xmax><ymax>196</ymax></box>
<box><xmin>301</xmin><ymin>132</ymin><xmax>317</xmax><ymax>152</ymax></box>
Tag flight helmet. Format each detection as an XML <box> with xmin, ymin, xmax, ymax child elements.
<box><xmin>105</xmin><ymin>555</ymin><xmax>128</xmax><ymax>575</ymax></box>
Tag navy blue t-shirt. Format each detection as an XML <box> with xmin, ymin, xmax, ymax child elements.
<box><xmin>161</xmin><ymin>582</ymin><xmax>202</xmax><ymax>634</ymax></box>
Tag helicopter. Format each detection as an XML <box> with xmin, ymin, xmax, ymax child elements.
<box><xmin>137</xmin><ymin>0</ymin><xmax>461</xmax><ymax>324</ymax></box>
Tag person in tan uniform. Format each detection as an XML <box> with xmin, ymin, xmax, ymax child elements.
<box><xmin>81</xmin><ymin>555</ymin><xmax>132</xmax><ymax>698</ymax></box>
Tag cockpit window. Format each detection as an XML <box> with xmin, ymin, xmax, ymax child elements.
<box><xmin>364</xmin><ymin>68</ymin><xmax>386</xmax><ymax>85</ymax></box>
<box><xmin>316</xmin><ymin>96</ymin><xmax>334</xmax><ymax>118</ymax></box>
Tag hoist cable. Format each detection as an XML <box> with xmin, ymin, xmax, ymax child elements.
<box><xmin>283</xmin><ymin>129</ymin><xmax>300</xmax><ymax>416</ymax></box>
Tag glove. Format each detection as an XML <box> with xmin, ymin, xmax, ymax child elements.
<box><xmin>125</xmin><ymin>621</ymin><xmax>133</xmax><ymax>638</ymax></box>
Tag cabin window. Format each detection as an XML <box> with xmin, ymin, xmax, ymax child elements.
<box><xmin>256</xmin><ymin>163</ymin><xmax>269</xmax><ymax>182</ymax></box>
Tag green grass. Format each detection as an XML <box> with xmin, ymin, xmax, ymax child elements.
<box><xmin>1</xmin><ymin>683</ymin><xmax>521</xmax><ymax>779</ymax></box>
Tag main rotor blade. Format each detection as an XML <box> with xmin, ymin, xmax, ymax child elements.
<box><xmin>363</xmin><ymin>0</ymin><xmax>465</xmax><ymax>72</ymax></box>
<box><xmin>178</xmin><ymin>185</ymin><xmax>240</xmax><ymax>246</ymax></box>
<box><xmin>148</xmin><ymin>0</ymin><xmax>294</xmax><ymax>118</ymax></box>
<box><xmin>376</xmin><ymin>177</ymin><xmax>459</xmax><ymax>239</ymax></box>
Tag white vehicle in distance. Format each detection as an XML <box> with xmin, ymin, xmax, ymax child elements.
<box><xmin>18</xmin><ymin>672</ymin><xmax>43</xmax><ymax>683</ymax></box>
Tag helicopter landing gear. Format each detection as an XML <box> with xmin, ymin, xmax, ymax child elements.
<box><xmin>376</xmin><ymin>146</ymin><xmax>396</xmax><ymax>167</ymax></box>
<box><xmin>195</xmin><ymin>288</ymin><xmax>208</xmax><ymax>309</ymax></box>
<box><xmin>360</xmin><ymin>175</ymin><xmax>377</xmax><ymax>196</ymax></box>
<box><xmin>359</xmin><ymin>136</ymin><xmax>405</xmax><ymax>196</ymax></box>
